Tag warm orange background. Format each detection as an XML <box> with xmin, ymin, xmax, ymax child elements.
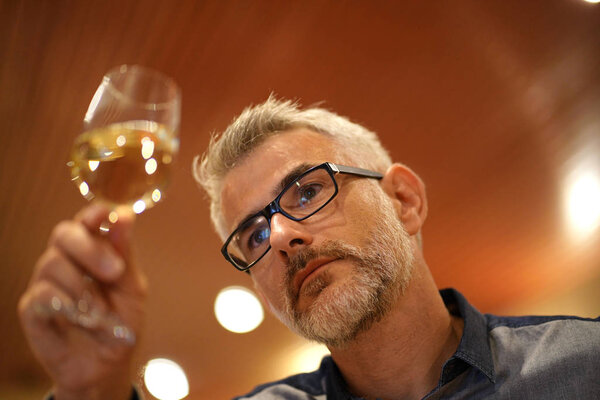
<box><xmin>1</xmin><ymin>1</ymin><xmax>599</xmax><ymax>399</ymax></box>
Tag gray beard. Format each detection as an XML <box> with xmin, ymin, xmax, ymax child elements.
<box><xmin>278</xmin><ymin>200</ymin><xmax>415</xmax><ymax>348</ymax></box>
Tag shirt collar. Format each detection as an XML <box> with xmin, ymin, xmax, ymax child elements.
<box><xmin>440</xmin><ymin>288</ymin><xmax>496</xmax><ymax>383</ymax></box>
<box><xmin>323</xmin><ymin>288</ymin><xmax>496</xmax><ymax>399</ymax></box>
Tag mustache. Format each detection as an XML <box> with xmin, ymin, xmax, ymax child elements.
<box><xmin>285</xmin><ymin>240</ymin><xmax>360</xmax><ymax>285</ymax></box>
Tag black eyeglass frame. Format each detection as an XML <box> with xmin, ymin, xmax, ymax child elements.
<box><xmin>221</xmin><ymin>162</ymin><xmax>384</xmax><ymax>271</ymax></box>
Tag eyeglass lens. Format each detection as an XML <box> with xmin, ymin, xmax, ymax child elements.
<box><xmin>227</xmin><ymin>167</ymin><xmax>336</xmax><ymax>266</ymax></box>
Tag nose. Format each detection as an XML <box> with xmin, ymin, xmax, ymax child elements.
<box><xmin>269</xmin><ymin>213</ymin><xmax>313</xmax><ymax>262</ymax></box>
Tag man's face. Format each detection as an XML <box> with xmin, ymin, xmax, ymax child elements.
<box><xmin>220</xmin><ymin>128</ymin><xmax>415</xmax><ymax>347</ymax></box>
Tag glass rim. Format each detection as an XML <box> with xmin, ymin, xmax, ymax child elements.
<box><xmin>103</xmin><ymin>64</ymin><xmax>181</xmax><ymax>111</ymax></box>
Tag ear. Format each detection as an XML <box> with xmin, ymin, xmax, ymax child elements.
<box><xmin>380</xmin><ymin>163</ymin><xmax>428</xmax><ymax>236</ymax></box>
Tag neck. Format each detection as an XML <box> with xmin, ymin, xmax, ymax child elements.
<box><xmin>328</xmin><ymin>262</ymin><xmax>463</xmax><ymax>400</ymax></box>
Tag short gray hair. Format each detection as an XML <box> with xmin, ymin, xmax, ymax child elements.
<box><xmin>193</xmin><ymin>95</ymin><xmax>392</xmax><ymax>238</ymax></box>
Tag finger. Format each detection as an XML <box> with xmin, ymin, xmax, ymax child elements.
<box><xmin>33</xmin><ymin>247</ymin><xmax>116</xmax><ymax>315</ymax></box>
<box><xmin>73</xmin><ymin>205</ymin><xmax>147</xmax><ymax>310</ymax></box>
<box><xmin>48</xmin><ymin>219</ymin><xmax>124</xmax><ymax>283</ymax></box>
<box><xmin>75</xmin><ymin>205</ymin><xmax>146</xmax><ymax>297</ymax></box>
<box><xmin>75</xmin><ymin>204</ymin><xmax>136</xmax><ymax>262</ymax></box>
<box><xmin>31</xmin><ymin>247</ymin><xmax>86</xmax><ymax>298</ymax></box>
<box><xmin>19</xmin><ymin>280</ymin><xmax>76</xmax><ymax>340</ymax></box>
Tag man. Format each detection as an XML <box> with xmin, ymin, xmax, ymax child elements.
<box><xmin>20</xmin><ymin>97</ymin><xmax>600</xmax><ymax>399</ymax></box>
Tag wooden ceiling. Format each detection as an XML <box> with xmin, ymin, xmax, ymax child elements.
<box><xmin>1</xmin><ymin>1</ymin><xmax>599</xmax><ymax>398</ymax></box>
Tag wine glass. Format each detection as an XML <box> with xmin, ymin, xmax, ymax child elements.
<box><xmin>65</xmin><ymin>65</ymin><xmax>181</xmax><ymax>344</ymax></box>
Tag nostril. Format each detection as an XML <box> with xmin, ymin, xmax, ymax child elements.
<box><xmin>290</xmin><ymin>238</ymin><xmax>304</xmax><ymax>246</ymax></box>
<box><xmin>279</xmin><ymin>249</ymin><xmax>289</xmax><ymax>261</ymax></box>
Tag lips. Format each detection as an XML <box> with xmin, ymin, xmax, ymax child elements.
<box><xmin>293</xmin><ymin>257</ymin><xmax>338</xmax><ymax>295</ymax></box>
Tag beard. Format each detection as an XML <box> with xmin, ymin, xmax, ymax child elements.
<box><xmin>275</xmin><ymin>196</ymin><xmax>415</xmax><ymax>348</ymax></box>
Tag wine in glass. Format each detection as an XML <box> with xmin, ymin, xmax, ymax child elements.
<box><xmin>66</xmin><ymin>65</ymin><xmax>181</xmax><ymax>343</ymax></box>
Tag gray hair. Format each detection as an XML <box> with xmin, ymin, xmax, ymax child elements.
<box><xmin>193</xmin><ymin>95</ymin><xmax>393</xmax><ymax>238</ymax></box>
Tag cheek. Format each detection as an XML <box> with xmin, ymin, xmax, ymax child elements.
<box><xmin>251</xmin><ymin>265</ymin><xmax>286</xmax><ymax>310</ymax></box>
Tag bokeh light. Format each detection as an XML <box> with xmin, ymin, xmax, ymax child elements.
<box><xmin>144</xmin><ymin>358</ymin><xmax>189</xmax><ymax>400</ymax></box>
<box><xmin>214</xmin><ymin>286</ymin><xmax>264</xmax><ymax>333</ymax></box>
<box><xmin>566</xmin><ymin>170</ymin><xmax>600</xmax><ymax>235</ymax></box>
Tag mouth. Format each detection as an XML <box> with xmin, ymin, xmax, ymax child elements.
<box><xmin>293</xmin><ymin>257</ymin><xmax>339</xmax><ymax>296</ymax></box>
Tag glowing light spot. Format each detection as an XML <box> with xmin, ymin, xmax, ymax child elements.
<box><xmin>144</xmin><ymin>358</ymin><xmax>189</xmax><ymax>400</ymax></box>
<box><xmin>133</xmin><ymin>200</ymin><xmax>146</xmax><ymax>214</ymax></box>
<box><xmin>289</xmin><ymin>343</ymin><xmax>330</xmax><ymax>374</ymax></box>
<box><xmin>108</xmin><ymin>211</ymin><xmax>119</xmax><ymax>223</ymax></box>
<box><xmin>51</xmin><ymin>296</ymin><xmax>62</xmax><ymax>312</ymax></box>
<box><xmin>116</xmin><ymin>135</ymin><xmax>126</xmax><ymax>147</ymax></box>
<box><xmin>88</xmin><ymin>160</ymin><xmax>99</xmax><ymax>171</ymax></box>
<box><xmin>152</xmin><ymin>189</ymin><xmax>162</xmax><ymax>202</ymax></box>
<box><xmin>582</xmin><ymin>0</ymin><xmax>599</xmax><ymax>4</ymax></box>
<box><xmin>84</xmin><ymin>83</ymin><xmax>106</xmax><ymax>123</ymax></box>
<box><xmin>214</xmin><ymin>286</ymin><xmax>264</xmax><ymax>333</ymax></box>
<box><xmin>162</xmin><ymin>154</ymin><xmax>173</xmax><ymax>164</ymax></box>
<box><xmin>145</xmin><ymin>158</ymin><xmax>158</xmax><ymax>175</ymax></box>
<box><xmin>142</xmin><ymin>139</ymin><xmax>155</xmax><ymax>159</ymax></box>
<box><xmin>566</xmin><ymin>171</ymin><xmax>600</xmax><ymax>235</ymax></box>
<box><xmin>79</xmin><ymin>182</ymin><xmax>89</xmax><ymax>196</ymax></box>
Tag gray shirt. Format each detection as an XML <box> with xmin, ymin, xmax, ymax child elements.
<box><xmin>236</xmin><ymin>289</ymin><xmax>600</xmax><ymax>399</ymax></box>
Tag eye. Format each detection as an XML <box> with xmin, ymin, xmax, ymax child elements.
<box><xmin>247</xmin><ymin>226</ymin><xmax>270</xmax><ymax>250</ymax></box>
<box><xmin>297</xmin><ymin>183</ymin><xmax>323</xmax><ymax>207</ymax></box>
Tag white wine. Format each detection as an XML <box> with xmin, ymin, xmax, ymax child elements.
<box><xmin>69</xmin><ymin>120</ymin><xmax>178</xmax><ymax>212</ymax></box>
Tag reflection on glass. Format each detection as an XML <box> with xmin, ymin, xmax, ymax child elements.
<box><xmin>152</xmin><ymin>189</ymin><xmax>162</xmax><ymax>203</ymax></box>
<box><xmin>116</xmin><ymin>134</ymin><xmax>126</xmax><ymax>147</ymax></box>
<box><xmin>145</xmin><ymin>158</ymin><xmax>158</xmax><ymax>175</ymax></box>
<box><xmin>88</xmin><ymin>160</ymin><xmax>100</xmax><ymax>171</ymax></box>
<box><xmin>141</xmin><ymin>138</ymin><xmax>155</xmax><ymax>159</ymax></box>
<box><xmin>79</xmin><ymin>181</ymin><xmax>90</xmax><ymax>197</ymax></box>
<box><xmin>133</xmin><ymin>199</ymin><xmax>146</xmax><ymax>214</ymax></box>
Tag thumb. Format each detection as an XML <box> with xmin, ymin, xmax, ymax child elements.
<box><xmin>75</xmin><ymin>204</ymin><xmax>136</xmax><ymax>261</ymax></box>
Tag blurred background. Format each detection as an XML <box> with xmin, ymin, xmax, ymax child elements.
<box><xmin>1</xmin><ymin>0</ymin><xmax>599</xmax><ymax>399</ymax></box>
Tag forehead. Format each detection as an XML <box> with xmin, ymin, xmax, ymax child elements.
<box><xmin>220</xmin><ymin>128</ymin><xmax>341</xmax><ymax>230</ymax></box>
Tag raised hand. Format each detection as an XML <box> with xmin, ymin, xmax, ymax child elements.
<box><xmin>18</xmin><ymin>204</ymin><xmax>147</xmax><ymax>400</ymax></box>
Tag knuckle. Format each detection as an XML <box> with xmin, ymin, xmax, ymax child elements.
<box><xmin>18</xmin><ymin>281</ymin><xmax>55</xmax><ymax>318</ymax></box>
<box><xmin>48</xmin><ymin>220</ymin><xmax>74</xmax><ymax>246</ymax></box>
<box><xmin>17</xmin><ymin>291</ymin><xmax>31</xmax><ymax>317</ymax></box>
<box><xmin>33</xmin><ymin>247</ymin><xmax>65</xmax><ymax>280</ymax></box>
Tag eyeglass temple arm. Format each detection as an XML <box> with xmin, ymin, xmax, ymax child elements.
<box><xmin>328</xmin><ymin>162</ymin><xmax>384</xmax><ymax>179</ymax></box>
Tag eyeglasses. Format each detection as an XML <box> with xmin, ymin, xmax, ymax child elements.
<box><xmin>222</xmin><ymin>162</ymin><xmax>383</xmax><ymax>271</ymax></box>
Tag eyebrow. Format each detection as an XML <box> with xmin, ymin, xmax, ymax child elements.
<box><xmin>233</xmin><ymin>162</ymin><xmax>318</xmax><ymax>231</ymax></box>
<box><xmin>271</xmin><ymin>162</ymin><xmax>316</xmax><ymax>197</ymax></box>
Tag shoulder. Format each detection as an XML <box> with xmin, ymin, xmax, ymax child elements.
<box><xmin>485</xmin><ymin>314</ymin><xmax>600</xmax><ymax>394</ymax></box>
<box><xmin>233</xmin><ymin>357</ymin><xmax>334</xmax><ymax>400</ymax></box>
<box><xmin>486</xmin><ymin>314</ymin><xmax>600</xmax><ymax>347</ymax></box>
<box><xmin>486</xmin><ymin>314</ymin><xmax>600</xmax><ymax>357</ymax></box>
